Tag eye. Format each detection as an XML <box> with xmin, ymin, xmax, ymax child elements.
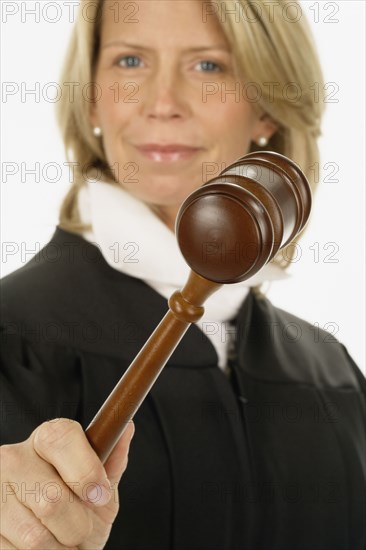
<box><xmin>116</xmin><ymin>55</ymin><xmax>143</xmax><ymax>68</ymax></box>
<box><xmin>196</xmin><ymin>60</ymin><xmax>222</xmax><ymax>72</ymax></box>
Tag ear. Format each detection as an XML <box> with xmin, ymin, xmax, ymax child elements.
<box><xmin>252</xmin><ymin>113</ymin><xmax>279</xmax><ymax>143</ymax></box>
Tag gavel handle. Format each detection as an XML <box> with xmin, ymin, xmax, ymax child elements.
<box><xmin>85</xmin><ymin>271</ymin><xmax>221</xmax><ymax>463</ymax></box>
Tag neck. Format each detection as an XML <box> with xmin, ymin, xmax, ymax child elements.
<box><xmin>149</xmin><ymin>204</ymin><xmax>178</xmax><ymax>233</ymax></box>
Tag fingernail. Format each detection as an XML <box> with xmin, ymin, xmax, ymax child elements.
<box><xmin>86</xmin><ymin>484</ymin><xmax>111</xmax><ymax>506</ymax></box>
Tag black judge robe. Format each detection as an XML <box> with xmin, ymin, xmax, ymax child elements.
<box><xmin>1</xmin><ymin>226</ymin><xmax>365</xmax><ymax>550</ymax></box>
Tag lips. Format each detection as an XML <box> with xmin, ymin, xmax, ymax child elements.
<box><xmin>135</xmin><ymin>143</ymin><xmax>203</xmax><ymax>162</ymax></box>
<box><xmin>137</xmin><ymin>144</ymin><xmax>202</xmax><ymax>153</ymax></box>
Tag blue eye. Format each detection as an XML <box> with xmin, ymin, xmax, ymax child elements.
<box><xmin>197</xmin><ymin>60</ymin><xmax>221</xmax><ymax>72</ymax></box>
<box><xmin>117</xmin><ymin>55</ymin><xmax>141</xmax><ymax>68</ymax></box>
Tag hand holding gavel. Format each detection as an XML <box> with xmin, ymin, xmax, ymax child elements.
<box><xmin>86</xmin><ymin>151</ymin><xmax>311</xmax><ymax>463</ymax></box>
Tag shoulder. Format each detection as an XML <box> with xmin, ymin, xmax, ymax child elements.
<box><xmin>0</xmin><ymin>225</ymin><xmax>143</xmax><ymax>314</ymax></box>
<box><xmin>0</xmin><ymin>226</ymin><xmax>167</xmax><ymax>357</ymax></box>
<box><xmin>236</xmin><ymin>290</ymin><xmax>366</xmax><ymax>392</ymax></box>
<box><xmin>1</xmin><ymin>228</ymin><xmax>117</xmax><ymax>333</ymax></box>
<box><xmin>1</xmin><ymin>227</ymin><xmax>101</xmax><ymax>322</ymax></box>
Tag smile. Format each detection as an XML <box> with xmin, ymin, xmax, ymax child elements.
<box><xmin>135</xmin><ymin>144</ymin><xmax>203</xmax><ymax>163</ymax></box>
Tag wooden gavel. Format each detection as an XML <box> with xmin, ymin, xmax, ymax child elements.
<box><xmin>85</xmin><ymin>151</ymin><xmax>312</xmax><ymax>462</ymax></box>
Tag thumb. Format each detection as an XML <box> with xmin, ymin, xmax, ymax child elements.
<box><xmin>104</xmin><ymin>421</ymin><xmax>135</xmax><ymax>486</ymax></box>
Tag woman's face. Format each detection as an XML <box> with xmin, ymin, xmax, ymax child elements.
<box><xmin>90</xmin><ymin>0</ymin><xmax>276</xmax><ymax>229</ymax></box>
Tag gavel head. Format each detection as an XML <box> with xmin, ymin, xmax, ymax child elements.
<box><xmin>175</xmin><ymin>151</ymin><xmax>312</xmax><ymax>284</ymax></box>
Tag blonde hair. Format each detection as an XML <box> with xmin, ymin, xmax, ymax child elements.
<box><xmin>55</xmin><ymin>0</ymin><xmax>325</xmax><ymax>268</ymax></box>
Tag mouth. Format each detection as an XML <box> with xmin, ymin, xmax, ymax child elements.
<box><xmin>135</xmin><ymin>143</ymin><xmax>203</xmax><ymax>163</ymax></box>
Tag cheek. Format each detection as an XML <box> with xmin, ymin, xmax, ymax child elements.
<box><xmin>94</xmin><ymin>88</ymin><xmax>133</xmax><ymax>161</ymax></box>
<box><xmin>204</xmin><ymin>99</ymin><xmax>256</xmax><ymax>156</ymax></box>
<box><xmin>94</xmin><ymin>79</ymin><xmax>132</xmax><ymax>127</ymax></box>
<box><xmin>203</xmin><ymin>91</ymin><xmax>255</xmax><ymax>130</ymax></box>
<box><xmin>95</xmin><ymin>100</ymin><xmax>120</xmax><ymax>130</ymax></box>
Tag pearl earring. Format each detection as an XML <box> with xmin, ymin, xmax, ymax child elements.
<box><xmin>93</xmin><ymin>127</ymin><xmax>102</xmax><ymax>137</ymax></box>
<box><xmin>257</xmin><ymin>136</ymin><xmax>268</xmax><ymax>147</ymax></box>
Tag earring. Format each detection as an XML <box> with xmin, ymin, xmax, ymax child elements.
<box><xmin>93</xmin><ymin>127</ymin><xmax>102</xmax><ymax>137</ymax></box>
<box><xmin>257</xmin><ymin>136</ymin><xmax>268</xmax><ymax>147</ymax></box>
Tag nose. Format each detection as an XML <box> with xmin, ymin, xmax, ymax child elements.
<box><xmin>140</xmin><ymin>65</ymin><xmax>191</xmax><ymax>121</ymax></box>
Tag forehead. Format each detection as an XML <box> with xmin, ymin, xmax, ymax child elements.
<box><xmin>100</xmin><ymin>0</ymin><xmax>229</xmax><ymax>48</ymax></box>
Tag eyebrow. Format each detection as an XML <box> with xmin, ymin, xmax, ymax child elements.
<box><xmin>102</xmin><ymin>40</ymin><xmax>230</xmax><ymax>52</ymax></box>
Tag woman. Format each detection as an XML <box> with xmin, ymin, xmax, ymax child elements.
<box><xmin>1</xmin><ymin>1</ymin><xmax>365</xmax><ymax>549</ymax></box>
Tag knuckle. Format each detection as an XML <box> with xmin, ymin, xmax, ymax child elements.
<box><xmin>20</xmin><ymin>522</ymin><xmax>54</xmax><ymax>550</ymax></box>
<box><xmin>35</xmin><ymin>485</ymin><xmax>92</xmax><ymax>545</ymax></box>
<box><xmin>34</xmin><ymin>418</ymin><xmax>81</xmax><ymax>452</ymax></box>
<box><xmin>0</xmin><ymin>443</ymin><xmax>21</xmax><ymax>470</ymax></box>
<box><xmin>36</xmin><ymin>493</ymin><xmax>60</xmax><ymax>520</ymax></box>
<box><xmin>37</xmin><ymin>480</ymin><xmax>63</xmax><ymax>513</ymax></box>
<box><xmin>61</xmin><ymin>512</ymin><xmax>93</xmax><ymax>547</ymax></box>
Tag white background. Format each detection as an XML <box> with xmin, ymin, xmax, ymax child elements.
<box><xmin>1</xmin><ymin>1</ymin><xmax>365</xmax><ymax>373</ymax></box>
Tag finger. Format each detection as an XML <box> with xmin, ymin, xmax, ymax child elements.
<box><xmin>77</xmin><ymin>422</ymin><xmax>136</xmax><ymax>544</ymax></box>
<box><xmin>0</xmin><ymin>536</ymin><xmax>16</xmax><ymax>549</ymax></box>
<box><xmin>1</xmin><ymin>447</ymin><xmax>90</xmax><ymax>548</ymax></box>
<box><xmin>0</xmin><ymin>540</ymin><xmax>15</xmax><ymax>550</ymax></box>
<box><xmin>104</xmin><ymin>421</ymin><xmax>135</xmax><ymax>486</ymax></box>
<box><xmin>0</xmin><ymin>493</ymin><xmax>68</xmax><ymax>550</ymax></box>
<box><xmin>32</xmin><ymin>419</ymin><xmax>111</xmax><ymax>507</ymax></box>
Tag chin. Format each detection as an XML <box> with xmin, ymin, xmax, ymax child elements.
<box><xmin>137</xmin><ymin>182</ymin><xmax>199</xmax><ymax>206</ymax></box>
